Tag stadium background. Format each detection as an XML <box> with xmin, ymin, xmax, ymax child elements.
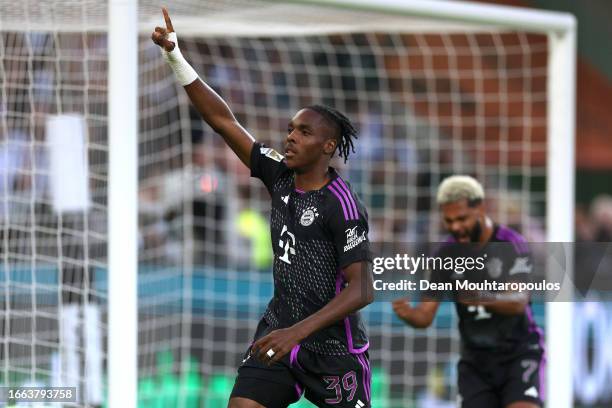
<box><xmin>0</xmin><ymin>0</ymin><xmax>610</xmax><ymax>407</ymax></box>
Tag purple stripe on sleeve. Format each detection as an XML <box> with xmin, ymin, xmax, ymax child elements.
<box><xmin>328</xmin><ymin>184</ymin><xmax>350</xmax><ymax>221</ymax></box>
<box><xmin>332</xmin><ymin>180</ymin><xmax>356</xmax><ymax>220</ymax></box>
<box><xmin>294</xmin><ymin>188</ymin><xmax>305</xmax><ymax>194</ymax></box>
<box><xmin>336</xmin><ymin>178</ymin><xmax>359</xmax><ymax>220</ymax></box>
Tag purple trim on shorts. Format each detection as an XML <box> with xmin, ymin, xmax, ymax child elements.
<box><xmin>364</xmin><ymin>353</ymin><xmax>372</xmax><ymax>402</ymax></box>
<box><xmin>328</xmin><ymin>183</ymin><xmax>349</xmax><ymax>220</ymax></box>
<box><xmin>295</xmin><ymin>382</ymin><xmax>303</xmax><ymax>399</ymax></box>
<box><xmin>496</xmin><ymin>225</ymin><xmax>529</xmax><ymax>255</ymax></box>
<box><xmin>355</xmin><ymin>353</ymin><xmax>371</xmax><ymax>402</ymax></box>
<box><xmin>294</xmin><ymin>188</ymin><xmax>305</xmax><ymax>194</ymax></box>
<box><xmin>336</xmin><ymin>178</ymin><xmax>359</xmax><ymax>220</ymax></box>
<box><xmin>539</xmin><ymin>355</ymin><xmax>546</xmax><ymax>400</ymax></box>
<box><xmin>526</xmin><ymin>305</ymin><xmax>546</xmax><ymax>400</ymax></box>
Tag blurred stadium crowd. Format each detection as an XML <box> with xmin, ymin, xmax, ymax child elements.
<box><xmin>1</xmin><ymin>31</ymin><xmax>611</xmax><ymax>271</ymax></box>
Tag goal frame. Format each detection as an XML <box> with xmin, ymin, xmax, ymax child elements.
<box><xmin>108</xmin><ymin>0</ymin><xmax>576</xmax><ymax>407</ymax></box>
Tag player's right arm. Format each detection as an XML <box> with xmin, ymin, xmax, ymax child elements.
<box><xmin>151</xmin><ymin>8</ymin><xmax>255</xmax><ymax>167</ymax></box>
<box><xmin>392</xmin><ymin>298</ymin><xmax>439</xmax><ymax>328</ymax></box>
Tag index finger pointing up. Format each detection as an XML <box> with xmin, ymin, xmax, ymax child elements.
<box><xmin>162</xmin><ymin>7</ymin><xmax>174</xmax><ymax>32</ymax></box>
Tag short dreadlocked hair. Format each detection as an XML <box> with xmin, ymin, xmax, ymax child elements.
<box><xmin>306</xmin><ymin>104</ymin><xmax>358</xmax><ymax>163</ymax></box>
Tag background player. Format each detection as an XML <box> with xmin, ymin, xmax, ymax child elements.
<box><xmin>152</xmin><ymin>8</ymin><xmax>374</xmax><ymax>408</ymax></box>
<box><xmin>392</xmin><ymin>175</ymin><xmax>545</xmax><ymax>408</ymax></box>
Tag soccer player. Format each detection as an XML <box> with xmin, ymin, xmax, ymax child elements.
<box><xmin>392</xmin><ymin>175</ymin><xmax>545</xmax><ymax>408</ymax></box>
<box><xmin>152</xmin><ymin>9</ymin><xmax>374</xmax><ymax>408</ymax></box>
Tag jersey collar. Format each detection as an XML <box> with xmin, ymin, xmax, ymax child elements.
<box><xmin>291</xmin><ymin>167</ymin><xmax>339</xmax><ymax>195</ymax></box>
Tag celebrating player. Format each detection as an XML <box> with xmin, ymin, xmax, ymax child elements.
<box><xmin>392</xmin><ymin>175</ymin><xmax>545</xmax><ymax>408</ymax></box>
<box><xmin>152</xmin><ymin>9</ymin><xmax>374</xmax><ymax>408</ymax></box>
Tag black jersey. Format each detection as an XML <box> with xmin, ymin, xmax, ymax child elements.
<box><xmin>250</xmin><ymin>142</ymin><xmax>372</xmax><ymax>355</ymax></box>
<box><xmin>430</xmin><ymin>225</ymin><xmax>544</xmax><ymax>358</ymax></box>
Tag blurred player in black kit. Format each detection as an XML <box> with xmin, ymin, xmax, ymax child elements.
<box><xmin>393</xmin><ymin>175</ymin><xmax>545</xmax><ymax>408</ymax></box>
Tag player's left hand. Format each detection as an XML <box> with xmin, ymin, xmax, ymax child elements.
<box><xmin>392</xmin><ymin>297</ymin><xmax>414</xmax><ymax>321</ymax></box>
<box><xmin>252</xmin><ymin>328</ymin><xmax>302</xmax><ymax>365</ymax></box>
<box><xmin>151</xmin><ymin>7</ymin><xmax>176</xmax><ymax>52</ymax></box>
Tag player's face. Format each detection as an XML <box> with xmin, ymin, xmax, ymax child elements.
<box><xmin>284</xmin><ymin>109</ymin><xmax>337</xmax><ymax>171</ymax></box>
<box><xmin>441</xmin><ymin>199</ymin><xmax>484</xmax><ymax>243</ymax></box>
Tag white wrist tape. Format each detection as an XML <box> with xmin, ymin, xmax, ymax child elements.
<box><xmin>162</xmin><ymin>32</ymin><xmax>199</xmax><ymax>86</ymax></box>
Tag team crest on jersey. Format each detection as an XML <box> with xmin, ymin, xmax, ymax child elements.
<box><xmin>259</xmin><ymin>146</ymin><xmax>284</xmax><ymax>162</ymax></box>
<box><xmin>486</xmin><ymin>257</ymin><xmax>503</xmax><ymax>279</ymax></box>
<box><xmin>344</xmin><ymin>226</ymin><xmax>366</xmax><ymax>252</ymax></box>
<box><xmin>300</xmin><ymin>207</ymin><xmax>319</xmax><ymax>226</ymax></box>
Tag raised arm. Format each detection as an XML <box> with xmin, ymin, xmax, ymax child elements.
<box><xmin>151</xmin><ymin>8</ymin><xmax>255</xmax><ymax>167</ymax></box>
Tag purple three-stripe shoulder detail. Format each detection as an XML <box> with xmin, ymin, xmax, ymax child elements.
<box><xmin>496</xmin><ymin>225</ymin><xmax>529</xmax><ymax>254</ymax></box>
<box><xmin>328</xmin><ymin>183</ymin><xmax>350</xmax><ymax>221</ymax></box>
<box><xmin>330</xmin><ymin>180</ymin><xmax>356</xmax><ymax>220</ymax></box>
<box><xmin>335</xmin><ymin>177</ymin><xmax>359</xmax><ymax>220</ymax></box>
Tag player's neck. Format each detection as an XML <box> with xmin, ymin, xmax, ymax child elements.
<box><xmin>478</xmin><ymin>216</ymin><xmax>495</xmax><ymax>244</ymax></box>
<box><xmin>294</xmin><ymin>167</ymin><xmax>332</xmax><ymax>192</ymax></box>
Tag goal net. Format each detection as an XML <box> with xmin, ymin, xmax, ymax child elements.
<box><xmin>0</xmin><ymin>0</ymin><xmax>569</xmax><ymax>406</ymax></box>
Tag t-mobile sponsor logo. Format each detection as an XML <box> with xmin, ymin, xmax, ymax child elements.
<box><xmin>279</xmin><ymin>225</ymin><xmax>296</xmax><ymax>264</ymax></box>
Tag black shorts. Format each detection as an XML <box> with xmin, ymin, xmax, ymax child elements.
<box><xmin>230</xmin><ymin>319</ymin><xmax>371</xmax><ymax>408</ymax></box>
<box><xmin>458</xmin><ymin>349</ymin><xmax>545</xmax><ymax>408</ymax></box>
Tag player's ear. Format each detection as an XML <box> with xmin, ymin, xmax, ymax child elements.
<box><xmin>323</xmin><ymin>137</ymin><xmax>337</xmax><ymax>155</ymax></box>
<box><xmin>475</xmin><ymin>201</ymin><xmax>485</xmax><ymax>217</ymax></box>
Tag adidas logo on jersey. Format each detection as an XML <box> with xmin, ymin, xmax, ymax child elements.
<box><xmin>355</xmin><ymin>399</ymin><xmax>365</xmax><ymax>408</ymax></box>
<box><xmin>524</xmin><ymin>386</ymin><xmax>539</xmax><ymax>398</ymax></box>
<box><xmin>281</xmin><ymin>194</ymin><xmax>290</xmax><ymax>204</ymax></box>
